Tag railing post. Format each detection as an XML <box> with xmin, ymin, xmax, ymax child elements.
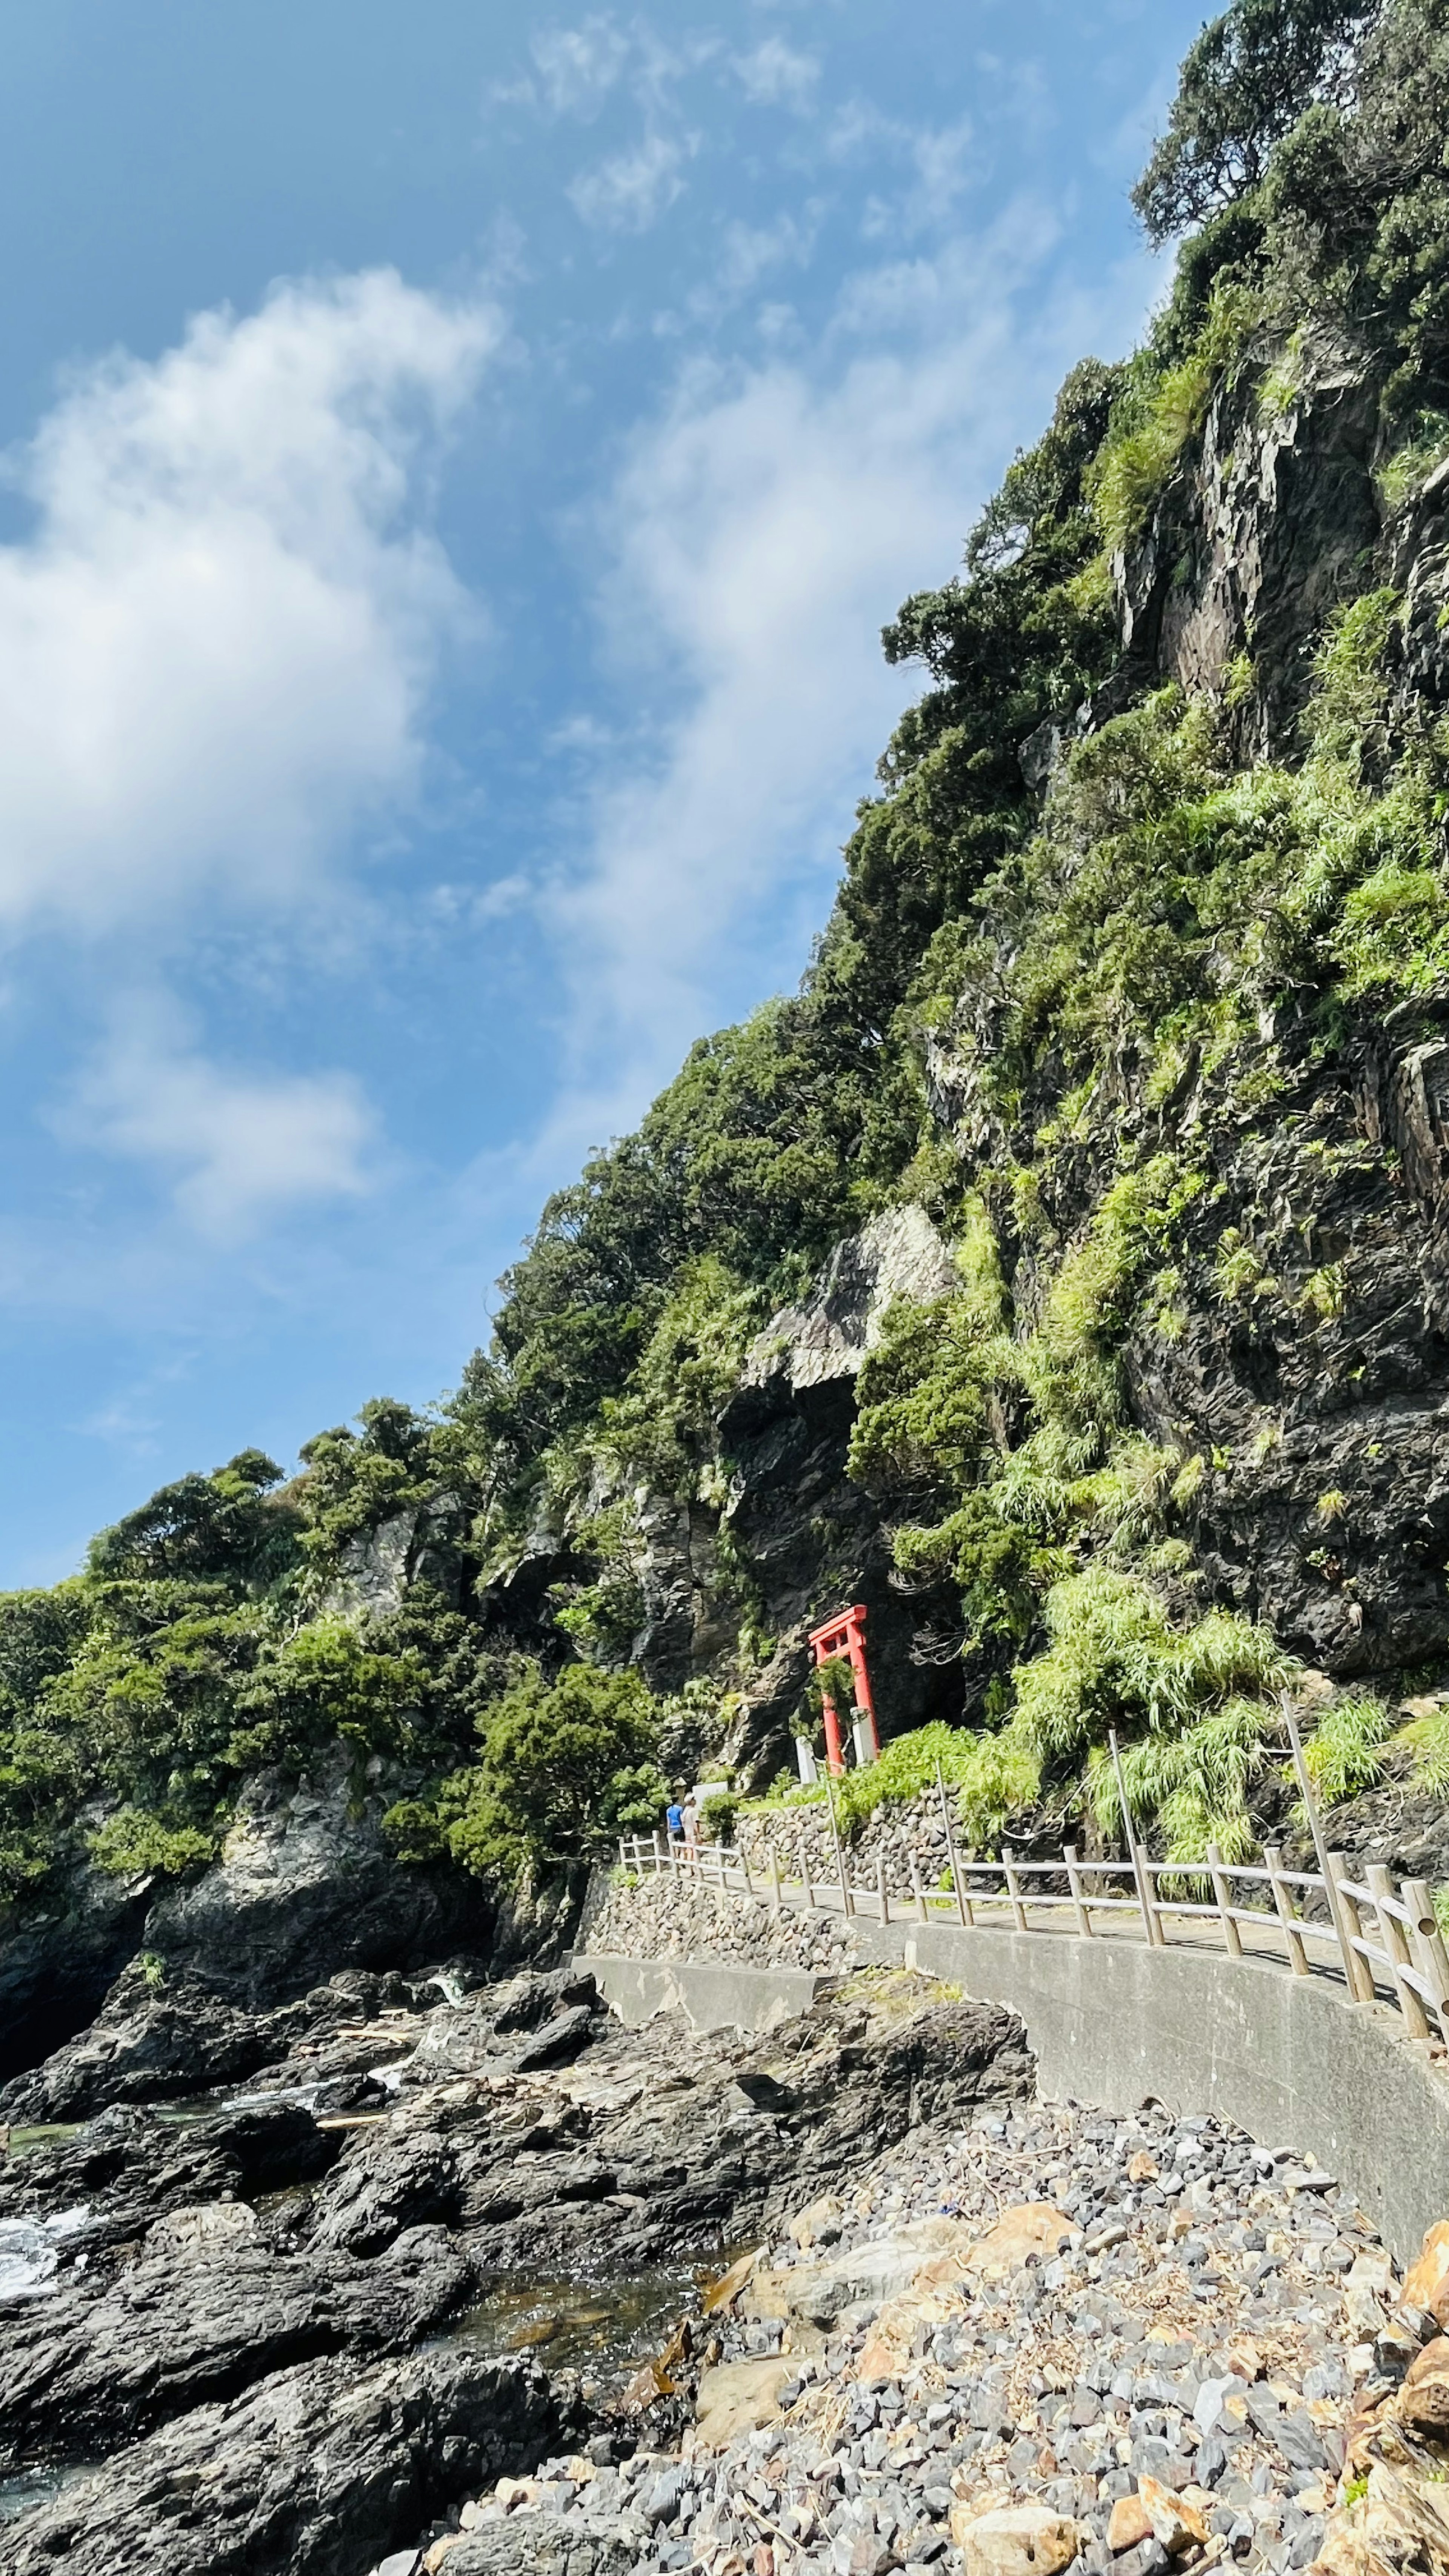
<box><xmin>1063</xmin><ymin>1844</ymin><xmax>1092</xmax><ymax>1940</ymax></box>
<box><xmin>1264</xmin><ymin>1843</ymin><xmax>1310</xmax><ymax>1976</ymax></box>
<box><xmin>935</xmin><ymin>1757</ymin><xmax>969</xmax><ymax>1928</ymax></box>
<box><xmin>798</xmin><ymin>1841</ymin><xmax>813</xmax><ymax>1913</ymax></box>
<box><xmin>910</xmin><ymin>1854</ymin><xmax>929</xmax><ymax>1925</ymax></box>
<box><xmin>1402</xmin><ymin>1877</ymin><xmax>1449</xmax><ymax>2045</ymax></box>
<box><xmin>875</xmin><ymin>1855</ymin><xmax>890</xmax><ymax>1925</ymax></box>
<box><xmin>739</xmin><ymin>1844</ymin><xmax>754</xmax><ymax>1898</ymax></box>
<box><xmin>1001</xmin><ymin>1843</ymin><xmax>1028</xmax><ymax>1934</ymax></box>
<box><xmin>1367</xmin><ymin>1864</ymin><xmax>1432</xmax><ymax>2039</ymax></box>
<box><xmin>1329</xmin><ymin>1850</ymin><xmax>1377</xmax><ymax>2003</ymax></box>
<box><xmin>1206</xmin><ymin>1839</ymin><xmax>1243</xmax><ymax>1959</ymax></box>
<box><xmin>767</xmin><ymin>1844</ymin><xmax>782</xmax><ymax>1917</ymax></box>
<box><xmin>1283</xmin><ymin>1696</ymin><xmax>1363</xmax><ymax>1986</ymax></box>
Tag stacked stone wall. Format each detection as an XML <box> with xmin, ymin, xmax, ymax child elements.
<box><xmin>577</xmin><ymin>1863</ymin><xmax>857</xmax><ymax>1976</ymax></box>
<box><xmin>730</xmin><ymin>1789</ymin><xmax>955</xmax><ymax>1901</ymax></box>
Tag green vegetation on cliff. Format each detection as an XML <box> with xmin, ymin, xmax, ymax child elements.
<box><xmin>6</xmin><ymin>0</ymin><xmax>1449</xmax><ymax>1901</ymax></box>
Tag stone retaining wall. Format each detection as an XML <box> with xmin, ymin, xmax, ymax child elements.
<box><xmin>731</xmin><ymin>1790</ymin><xmax>953</xmax><ymax>1900</ymax></box>
<box><xmin>577</xmin><ymin>1863</ymin><xmax>858</xmax><ymax>1976</ymax></box>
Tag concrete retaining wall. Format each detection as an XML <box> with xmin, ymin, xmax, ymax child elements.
<box><xmin>583</xmin><ymin>1953</ymin><xmax>819</xmax><ymax>2035</ymax></box>
<box><xmin>578</xmin><ymin>1905</ymin><xmax>1449</xmax><ymax>2264</ymax></box>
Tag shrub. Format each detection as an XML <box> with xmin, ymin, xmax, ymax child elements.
<box><xmin>439</xmin><ymin>1663</ymin><xmax>667</xmax><ymax>1885</ymax></box>
<box><xmin>1012</xmin><ymin>1567</ymin><xmax>1293</xmax><ymax>1764</ymax></box>
<box><xmin>1301</xmin><ymin>1690</ymin><xmax>1395</xmax><ymax>1804</ymax></box>
<box><xmin>747</xmin><ymin>1718</ymin><xmax>1041</xmax><ymax>1849</ymax></box>
<box><xmin>1091</xmin><ymin>353</ymin><xmax>1216</xmax><ymax>552</ymax></box>
<box><xmin>89</xmin><ymin>1809</ymin><xmax>220</xmax><ymax>1880</ymax></box>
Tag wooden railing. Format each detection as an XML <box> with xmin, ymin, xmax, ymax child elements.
<box><xmin>615</xmin><ymin>1830</ymin><xmax>1449</xmax><ymax>2050</ymax></box>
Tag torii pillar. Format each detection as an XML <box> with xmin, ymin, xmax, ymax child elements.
<box><xmin>808</xmin><ymin>1603</ymin><xmax>880</xmax><ymax>1776</ymax></box>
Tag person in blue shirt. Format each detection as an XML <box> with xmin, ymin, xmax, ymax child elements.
<box><xmin>666</xmin><ymin>1797</ymin><xmax>685</xmax><ymax>1842</ymax></box>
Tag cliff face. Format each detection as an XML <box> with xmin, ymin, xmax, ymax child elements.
<box><xmin>545</xmin><ymin>331</ymin><xmax>1449</xmax><ymax>1809</ymax></box>
<box><xmin>1117</xmin><ymin>329</ymin><xmax>1385</xmax><ymax>748</ymax></box>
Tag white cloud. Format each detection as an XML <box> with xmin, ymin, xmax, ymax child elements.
<box><xmin>733</xmin><ymin>38</ymin><xmax>820</xmax><ymax>109</ymax></box>
<box><xmin>63</xmin><ymin>1004</ymin><xmax>377</xmax><ymax>1243</ymax></box>
<box><xmin>682</xmin><ymin>212</ymin><xmax>816</xmax><ymax>327</ymax></box>
<box><xmin>77</xmin><ymin>1394</ymin><xmax>165</xmax><ymax>1456</ymax></box>
<box><xmin>541</xmin><ymin>213</ymin><xmax>1153</xmax><ymax>1126</ymax></box>
<box><xmin>569</xmin><ymin>131</ymin><xmax>691</xmax><ymax>232</ymax></box>
<box><xmin>0</xmin><ymin>270</ymin><xmax>497</xmax><ymax>937</ymax></box>
<box><xmin>531</xmin><ymin>17</ymin><xmax>630</xmax><ymax>117</ymax></box>
<box><xmin>908</xmin><ymin>116</ymin><xmax>980</xmax><ymax>229</ymax></box>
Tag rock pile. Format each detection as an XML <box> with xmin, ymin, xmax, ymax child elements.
<box><xmin>731</xmin><ymin>1798</ymin><xmax>960</xmax><ymax>1911</ymax></box>
<box><xmin>388</xmin><ymin>2092</ymin><xmax>1413</xmax><ymax>2576</ymax></box>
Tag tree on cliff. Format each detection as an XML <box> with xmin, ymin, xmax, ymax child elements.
<box><xmin>415</xmin><ymin>1662</ymin><xmax>667</xmax><ymax>1885</ymax></box>
<box><xmin>1132</xmin><ymin>0</ymin><xmax>1377</xmax><ymax>241</ymax></box>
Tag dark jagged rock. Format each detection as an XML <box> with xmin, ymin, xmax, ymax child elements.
<box><xmin>306</xmin><ymin>2125</ymin><xmax>465</xmax><ymax>2256</ymax></box>
<box><xmin>0</xmin><ymin>1962</ymin><xmax>303</xmax><ymax>2124</ymax></box>
<box><xmin>0</xmin><ymin>2097</ymin><xmax>340</xmax><ymax>2253</ymax></box>
<box><xmin>144</xmin><ymin>1744</ymin><xmax>492</xmax><ymax>2007</ymax></box>
<box><xmin>1287</xmin><ymin>1766</ymin><xmax>1449</xmax><ymax>1893</ymax></box>
<box><xmin>1</xmin><ymin>1753</ymin><xmax>497</xmax><ymax>2097</ymax></box>
<box><xmin>0</xmin><ymin>1854</ymin><xmax>153</xmax><ymax>2088</ymax></box>
<box><xmin>0</xmin><ymin>2344</ymin><xmax>574</xmax><ymax>2576</ymax></box>
<box><xmin>1116</xmin><ymin>328</ymin><xmax>1381</xmax><ymax>755</ymax></box>
<box><xmin>0</xmin><ymin>2223</ymin><xmax>472</xmax><ymax>2467</ymax></box>
<box><xmin>0</xmin><ymin>1954</ymin><xmax>1028</xmax><ymax>2573</ymax></box>
<box><xmin>303</xmin><ymin>1973</ymin><xmax>1032</xmax><ymax>2273</ymax></box>
<box><xmin>510</xmin><ymin>2002</ymin><xmax>596</xmax><ymax>2072</ymax></box>
<box><xmin>491</xmin><ymin>1969</ymin><xmax>599</xmax><ymax>2036</ymax></box>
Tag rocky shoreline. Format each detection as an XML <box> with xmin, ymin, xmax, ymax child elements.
<box><xmin>353</xmin><ymin>2090</ymin><xmax>1432</xmax><ymax>2576</ymax></box>
<box><xmin>0</xmin><ymin>1956</ymin><xmax>1025</xmax><ymax>2572</ymax></box>
<box><xmin>0</xmin><ymin>1940</ymin><xmax>1442</xmax><ymax>2576</ymax></box>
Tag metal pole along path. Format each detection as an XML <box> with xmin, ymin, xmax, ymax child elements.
<box><xmin>1110</xmin><ymin>1729</ymin><xmax>1162</xmax><ymax>1946</ymax></box>
<box><xmin>1282</xmin><ymin>1693</ymin><xmax>1359</xmax><ymax>1993</ymax></box>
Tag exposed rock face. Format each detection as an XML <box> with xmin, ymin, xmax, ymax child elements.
<box><xmin>0</xmin><ymin>1742</ymin><xmax>497</xmax><ymax>2088</ymax></box>
<box><xmin>709</xmin><ymin>1206</ymin><xmax>969</xmax><ymax>1785</ymax></box>
<box><xmin>920</xmin><ymin>1016</ymin><xmax>1449</xmax><ymax>1679</ymax></box>
<box><xmin>0</xmin><ymin>1961</ymin><xmax>305</xmax><ymax>2122</ymax></box>
<box><xmin>738</xmin><ymin>1205</ymin><xmax>959</xmax><ymax>1403</ymax></box>
<box><xmin>0</xmin><ymin>1850</ymin><xmax>153</xmax><ymax>2085</ymax></box>
<box><xmin>628</xmin><ymin>1489</ymin><xmax>734</xmax><ymax>1698</ymax></box>
<box><xmin>297</xmin><ymin>1972</ymin><xmax>1031</xmax><ymax>2277</ymax></box>
<box><xmin>1286</xmin><ymin>1766</ymin><xmax>1449</xmax><ymax>1892</ymax></box>
<box><xmin>2</xmin><ymin>2345</ymin><xmax>572</xmax><ymax>2576</ymax></box>
<box><xmin>321</xmin><ymin>1493</ymin><xmax>468</xmax><ymax>1621</ymax></box>
<box><xmin>1117</xmin><ymin>330</ymin><xmax>1381</xmax><ymax>750</ymax></box>
<box><xmin>145</xmin><ymin>1741</ymin><xmax>491</xmax><ymax>2005</ymax></box>
<box><xmin>0</xmin><ymin>2098</ymin><xmax>341</xmax><ymax>2252</ymax></box>
<box><xmin>0</xmin><ymin>2224</ymin><xmax>472</xmax><ymax>2466</ymax></box>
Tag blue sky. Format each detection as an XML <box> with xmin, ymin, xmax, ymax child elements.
<box><xmin>0</xmin><ymin>0</ymin><xmax>1205</xmax><ymax>1584</ymax></box>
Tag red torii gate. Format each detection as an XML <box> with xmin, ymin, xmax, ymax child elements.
<box><xmin>808</xmin><ymin>1602</ymin><xmax>880</xmax><ymax>1777</ymax></box>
